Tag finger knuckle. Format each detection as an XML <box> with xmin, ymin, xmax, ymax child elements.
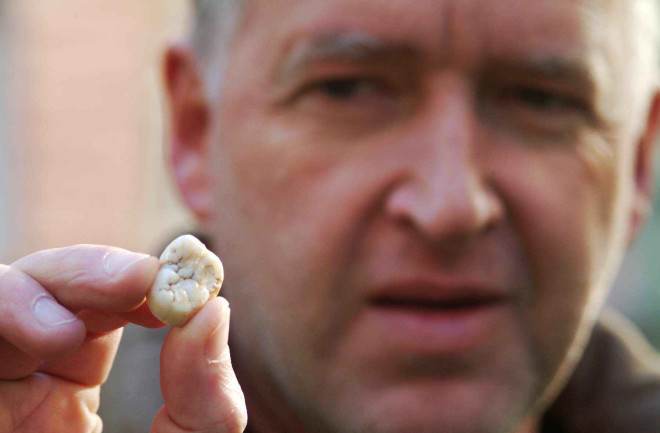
<box><xmin>213</xmin><ymin>407</ymin><xmax>248</xmax><ymax>433</ymax></box>
<box><xmin>219</xmin><ymin>381</ymin><xmax>247</xmax><ymax>433</ymax></box>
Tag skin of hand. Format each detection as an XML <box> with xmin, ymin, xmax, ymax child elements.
<box><xmin>0</xmin><ymin>245</ymin><xmax>246</xmax><ymax>433</ymax></box>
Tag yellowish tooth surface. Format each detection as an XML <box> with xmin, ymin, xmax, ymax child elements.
<box><xmin>147</xmin><ymin>235</ymin><xmax>224</xmax><ymax>327</ymax></box>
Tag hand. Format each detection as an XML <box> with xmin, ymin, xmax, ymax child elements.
<box><xmin>0</xmin><ymin>245</ymin><xmax>247</xmax><ymax>433</ymax></box>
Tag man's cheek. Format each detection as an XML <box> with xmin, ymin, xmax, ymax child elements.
<box><xmin>488</xmin><ymin>150</ymin><xmax>595</xmax><ymax>345</ymax></box>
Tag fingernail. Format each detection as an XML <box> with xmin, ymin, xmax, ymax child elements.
<box><xmin>32</xmin><ymin>295</ymin><xmax>78</xmax><ymax>328</ymax></box>
<box><xmin>103</xmin><ymin>250</ymin><xmax>150</xmax><ymax>277</ymax></box>
<box><xmin>205</xmin><ymin>298</ymin><xmax>230</xmax><ymax>365</ymax></box>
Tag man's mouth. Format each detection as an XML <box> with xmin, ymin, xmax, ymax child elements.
<box><xmin>370</xmin><ymin>294</ymin><xmax>508</xmax><ymax>311</ymax></box>
<box><xmin>361</xmin><ymin>283</ymin><xmax>513</xmax><ymax>355</ymax></box>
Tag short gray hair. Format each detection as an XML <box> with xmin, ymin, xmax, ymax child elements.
<box><xmin>192</xmin><ymin>1</ymin><xmax>240</xmax><ymax>57</ymax></box>
<box><xmin>191</xmin><ymin>0</ymin><xmax>243</xmax><ymax>94</ymax></box>
<box><xmin>191</xmin><ymin>0</ymin><xmax>659</xmax><ymax>93</ymax></box>
<box><xmin>629</xmin><ymin>0</ymin><xmax>660</xmax><ymax>117</ymax></box>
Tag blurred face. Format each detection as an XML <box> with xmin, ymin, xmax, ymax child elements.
<box><xmin>195</xmin><ymin>0</ymin><xmax>655</xmax><ymax>432</ymax></box>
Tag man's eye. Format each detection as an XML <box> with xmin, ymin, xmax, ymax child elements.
<box><xmin>285</xmin><ymin>75</ymin><xmax>408</xmax><ymax>123</ymax></box>
<box><xmin>507</xmin><ymin>86</ymin><xmax>582</xmax><ymax>112</ymax></box>
<box><xmin>303</xmin><ymin>77</ymin><xmax>396</xmax><ymax>103</ymax></box>
<box><xmin>319</xmin><ymin>78</ymin><xmax>377</xmax><ymax>99</ymax></box>
<box><xmin>481</xmin><ymin>83</ymin><xmax>595</xmax><ymax>136</ymax></box>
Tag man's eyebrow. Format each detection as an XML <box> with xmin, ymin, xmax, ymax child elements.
<box><xmin>277</xmin><ymin>32</ymin><xmax>418</xmax><ymax>82</ymax></box>
<box><xmin>481</xmin><ymin>55</ymin><xmax>600</xmax><ymax>91</ymax></box>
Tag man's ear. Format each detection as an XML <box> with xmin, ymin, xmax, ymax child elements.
<box><xmin>164</xmin><ymin>45</ymin><xmax>213</xmax><ymax>222</ymax></box>
<box><xmin>629</xmin><ymin>90</ymin><xmax>660</xmax><ymax>244</ymax></box>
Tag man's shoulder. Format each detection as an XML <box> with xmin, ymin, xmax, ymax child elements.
<box><xmin>544</xmin><ymin>309</ymin><xmax>660</xmax><ymax>433</ymax></box>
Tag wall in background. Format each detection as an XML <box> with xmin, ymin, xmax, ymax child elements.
<box><xmin>0</xmin><ymin>2</ymin><xmax>26</xmax><ymax>261</ymax></box>
<box><xmin>0</xmin><ymin>3</ymin><xmax>6</xmax><ymax>257</ymax></box>
<box><xmin>1</xmin><ymin>0</ymin><xmax>193</xmax><ymax>262</ymax></box>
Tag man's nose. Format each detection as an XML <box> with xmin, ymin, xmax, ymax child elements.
<box><xmin>385</xmin><ymin>77</ymin><xmax>505</xmax><ymax>244</ymax></box>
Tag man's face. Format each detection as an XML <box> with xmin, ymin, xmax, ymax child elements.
<box><xmin>199</xmin><ymin>0</ymin><xmax>653</xmax><ymax>432</ymax></box>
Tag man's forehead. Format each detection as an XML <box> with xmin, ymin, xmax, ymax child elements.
<box><xmin>242</xmin><ymin>0</ymin><xmax>631</xmax><ymax>88</ymax></box>
<box><xmin>278</xmin><ymin>30</ymin><xmax>596</xmax><ymax>83</ymax></box>
<box><xmin>244</xmin><ymin>0</ymin><xmax>630</xmax><ymax>58</ymax></box>
<box><xmin>213</xmin><ymin>0</ymin><xmax>654</xmax><ymax>116</ymax></box>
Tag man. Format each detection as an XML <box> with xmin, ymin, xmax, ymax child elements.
<box><xmin>1</xmin><ymin>0</ymin><xmax>659</xmax><ymax>432</ymax></box>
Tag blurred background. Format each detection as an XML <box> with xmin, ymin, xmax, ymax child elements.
<box><xmin>0</xmin><ymin>0</ymin><xmax>193</xmax><ymax>262</ymax></box>
<box><xmin>0</xmin><ymin>1</ymin><xmax>658</xmax><ymax>432</ymax></box>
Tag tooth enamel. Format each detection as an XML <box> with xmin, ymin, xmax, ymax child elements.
<box><xmin>147</xmin><ymin>235</ymin><xmax>224</xmax><ymax>327</ymax></box>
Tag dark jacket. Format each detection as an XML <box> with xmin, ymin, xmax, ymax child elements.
<box><xmin>543</xmin><ymin>309</ymin><xmax>660</xmax><ymax>433</ymax></box>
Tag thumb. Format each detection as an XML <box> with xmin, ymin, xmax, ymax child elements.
<box><xmin>151</xmin><ymin>297</ymin><xmax>247</xmax><ymax>433</ymax></box>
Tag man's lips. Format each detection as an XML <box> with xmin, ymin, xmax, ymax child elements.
<box><xmin>367</xmin><ymin>280</ymin><xmax>511</xmax><ymax>307</ymax></box>
<box><xmin>360</xmin><ymin>281</ymin><xmax>513</xmax><ymax>355</ymax></box>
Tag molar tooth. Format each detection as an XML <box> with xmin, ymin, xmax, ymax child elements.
<box><xmin>147</xmin><ymin>235</ymin><xmax>224</xmax><ymax>327</ymax></box>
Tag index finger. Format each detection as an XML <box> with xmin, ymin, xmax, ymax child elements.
<box><xmin>12</xmin><ymin>245</ymin><xmax>160</xmax><ymax>313</ymax></box>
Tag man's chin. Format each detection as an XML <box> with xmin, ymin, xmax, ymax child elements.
<box><xmin>314</xmin><ymin>377</ymin><xmax>539</xmax><ymax>433</ymax></box>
